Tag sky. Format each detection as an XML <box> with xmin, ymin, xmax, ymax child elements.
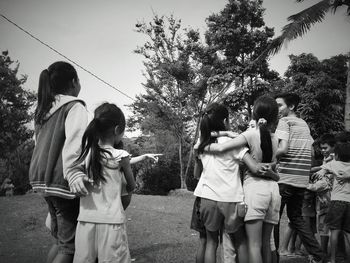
<box><xmin>1</xmin><ymin>0</ymin><xmax>350</xmax><ymax>124</ymax></box>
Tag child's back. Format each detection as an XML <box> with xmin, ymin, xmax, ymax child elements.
<box><xmin>79</xmin><ymin>146</ymin><xmax>129</xmax><ymax>224</ymax></box>
<box><xmin>195</xmin><ymin>136</ymin><xmax>247</xmax><ymax>202</ymax></box>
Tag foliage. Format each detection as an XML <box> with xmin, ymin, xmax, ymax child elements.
<box><xmin>130</xmin><ymin>15</ymin><xmax>213</xmax><ymax>188</ymax></box>
<box><xmin>0</xmin><ymin>51</ymin><xmax>36</xmax><ymax>194</ymax></box>
<box><xmin>267</xmin><ymin>0</ymin><xmax>350</xmax><ymax>55</ymax></box>
<box><xmin>281</xmin><ymin>53</ymin><xmax>347</xmax><ymax>138</ymax></box>
<box><xmin>0</xmin><ymin>51</ymin><xmax>36</xmax><ymax>158</ymax></box>
<box><xmin>204</xmin><ymin>0</ymin><xmax>280</xmax><ymax>122</ymax></box>
<box><xmin>123</xmin><ymin>135</ymin><xmax>181</xmax><ymax>195</ymax></box>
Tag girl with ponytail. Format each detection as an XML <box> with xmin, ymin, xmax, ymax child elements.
<box><xmin>73</xmin><ymin>103</ymin><xmax>135</xmax><ymax>263</ymax></box>
<box><xmin>192</xmin><ymin>102</ymin><xmax>274</xmax><ymax>263</ymax></box>
<box><xmin>29</xmin><ymin>61</ymin><xmax>88</xmax><ymax>263</ymax></box>
<box><xmin>204</xmin><ymin>95</ymin><xmax>281</xmax><ymax>263</ymax></box>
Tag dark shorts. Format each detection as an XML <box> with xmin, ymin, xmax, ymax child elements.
<box><xmin>199</xmin><ymin>198</ymin><xmax>243</xmax><ymax>233</ymax></box>
<box><xmin>325</xmin><ymin>200</ymin><xmax>350</xmax><ymax>233</ymax></box>
<box><xmin>45</xmin><ymin>196</ymin><xmax>80</xmax><ymax>255</ymax></box>
<box><xmin>190</xmin><ymin>197</ymin><xmax>206</xmax><ymax>234</ymax></box>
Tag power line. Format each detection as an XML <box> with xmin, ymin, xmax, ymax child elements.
<box><xmin>0</xmin><ymin>13</ymin><xmax>135</xmax><ymax>101</ymax></box>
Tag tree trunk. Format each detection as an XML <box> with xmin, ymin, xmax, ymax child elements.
<box><xmin>178</xmin><ymin>137</ymin><xmax>186</xmax><ymax>189</ymax></box>
<box><xmin>345</xmin><ymin>59</ymin><xmax>350</xmax><ymax>131</ymax></box>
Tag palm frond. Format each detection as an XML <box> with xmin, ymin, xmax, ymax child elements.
<box><xmin>284</xmin><ymin>0</ymin><xmax>330</xmax><ymax>38</ymax></box>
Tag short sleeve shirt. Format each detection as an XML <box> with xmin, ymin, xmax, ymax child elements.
<box><xmin>194</xmin><ymin>136</ymin><xmax>248</xmax><ymax>202</ymax></box>
<box><xmin>78</xmin><ymin>146</ymin><xmax>130</xmax><ymax>224</ymax></box>
<box><xmin>275</xmin><ymin>116</ymin><xmax>313</xmax><ymax>188</ymax></box>
<box><xmin>241</xmin><ymin>128</ymin><xmax>278</xmax><ymax>184</ymax></box>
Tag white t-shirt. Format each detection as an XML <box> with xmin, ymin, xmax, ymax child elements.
<box><xmin>78</xmin><ymin>146</ymin><xmax>129</xmax><ymax>224</ymax></box>
<box><xmin>194</xmin><ymin>136</ymin><xmax>248</xmax><ymax>202</ymax></box>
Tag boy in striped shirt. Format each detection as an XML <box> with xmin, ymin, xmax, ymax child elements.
<box><xmin>274</xmin><ymin>93</ymin><xmax>324</xmax><ymax>263</ymax></box>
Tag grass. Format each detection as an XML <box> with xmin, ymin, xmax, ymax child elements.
<box><xmin>0</xmin><ymin>191</ymin><xmax>332</xmax><ymax>263</ymax></box>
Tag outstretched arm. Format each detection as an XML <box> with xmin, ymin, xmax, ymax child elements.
<box><xmin>130</xmin><ymin>153</ymin><xmax>162</xmax><ymax>165</ymax></box>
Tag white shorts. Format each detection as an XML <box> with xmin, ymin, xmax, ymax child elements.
<box><xmin>243</xmin><ymin>181</ymin><xmax>281</xmax><ymax>224</ymax></box>
<box><xmin>73</xmin><ymin>222</ymin><xmax>131</xmax><ymax>263</ymax></box>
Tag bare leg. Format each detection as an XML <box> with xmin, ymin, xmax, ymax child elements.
<box><xmin>279</xmin><ymin>224</ymin><xmax>293</xmax><ymax>255</ymax></box>
<box><xmin>344</xmin><ymin>231</ymin><xmax>350</xmax><ymax>262</ymax></box>
<box><xmin>46</xmin><ymin>244</ymin><xmax>59</xmax><ymax>263</ymax></box>
<box><xmin>320</xmin><ymin>235</ymin><xmax>329</xmax><ymax>256</ymax></box>
<box><xmin>245</xmin><ymin>220</ymin><xmax>263</xmax><ymax>263</ymax></box>
<box><xmin>262</xmin><ymin>223</ymin><xmax>274</xmax><ymax>263</ymax></box>
<box><xmin>52</xmin><ymin>254</ymin><xmax>74</xmax><ymax>263</ymax></box>
<box><xmin>196</xmin><ymin>232</ymin><xmax>207</xmax><ymax>263</ymax></box>
<box><xmin>205</xmin><ymin>230</ymin><xmax>219</xmax><ymax>263</ymax></box>
<box><xmin>330</xmin><ymin>229</ymin><xmax>340</xmax><ymax>263</ymax></box>
<box><xmin>231</xmin><ymin>226</ymin><xmax>248</xmax><ymax>263</ymax></box>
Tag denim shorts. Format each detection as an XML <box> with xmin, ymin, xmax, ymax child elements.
<box><xmin>325</xmin><ymin>200</ymin><xmax>350</xmax><ymax>233</ymax></box>
<box><xmin>45</xmin><ymin>196</ymin><xmax>80</xmax><ymax>255</ymax></box>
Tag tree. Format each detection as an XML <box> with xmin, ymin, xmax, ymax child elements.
<box><xmin>0</xmin><ymin>51</ymin><xmax>36</xmax><ymax>191</ymax></box>
<box><xmin>266</xmin><ymin>0</ymin><xmax>350</xmax><ymax>131</ymax></box>
<box><xmin>130</xmin><ymin>15</ymin><xmax>210</xmax><ymax>188</ymax></box>
<box><xmin>280</xmin><ymin>53</ymin><xmax>347</xmax><ymax>138</ymax></box>
<box><xmin>204</xmin><ymin>0</ymin><xmax>280</xmax><ymax>122</ymax></box>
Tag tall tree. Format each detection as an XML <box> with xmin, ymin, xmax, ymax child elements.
<box><xmin>0</xmin><ymin>51</ymin><xmax>36</xmax><ymax>188</ymax></box>
<box><xmin>204</xmin><ymin>0</ymin><xmax>280</xmax><ymax>121</ymax></box>
<box><xmin>130</xmin><ymin>15</ymin><xmax>212</xmax><ymax>188</ymax></box>
<box><xmin>281</xmin><ymin>53</ymin><xmax>347</xmax><ymax>138</ymax></box>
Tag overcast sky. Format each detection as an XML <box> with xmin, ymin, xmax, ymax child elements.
<box><xmin>1</xmin><ymin>0</ymin><xmax>350</xmax><ymax>122</ymax></box>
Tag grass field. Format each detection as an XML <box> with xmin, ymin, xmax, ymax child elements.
<box><xmin>0</xmin><ymin>191</ymin><xmax>328</xmax><ymax>263</ymax></box>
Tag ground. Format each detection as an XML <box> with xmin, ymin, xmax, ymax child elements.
<box><xmin>0</xmin><ymin>191</ymin><xmax>340</xmax><ymax>263</ymax></box>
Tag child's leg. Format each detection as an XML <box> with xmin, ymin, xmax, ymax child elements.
<box><xmin>279</xmin><ymin>223</ymin><xmax>293</xmax><ymax>254</ymax></box>
<box><xmin>196</xmin><ymin>232</ymin><xmax>207</xmax><ymax>263</ymax></box>
<box><xmin>330</xmin><ymin>229</ymin><xmax>340</xmax><ymax>263</ymax></box>
<box><xmin>221</xmin><ymin>231</ymin><xmax>236</xmax><ymax>263</ymax></box>
<box><xmin>205</xmin><ymin>230</ymin><xmax>219</xmax><ymax>263</ymax></box>
<box><xmin>231</xmin><ymin>226</ymin><xmax>248</xmax><ymax>263</ymax></box>
<box><xmin>262</xmin><ymin>222</ymin><xmax>274</xmax><ymax>263</ymax></box>
<box><xmin>47</xmin><ymin>244</ymin><xmax>59</xmax><ymax>263</ymax></box>
<box><xmin>245</xmin><ymin>220</ymin><xmax>263</xmax><ymax>263</ymax></box>
<box><xmin>320</xmin><ymin>235</ymin><xmax>329</xmax><ymax>256</ymax></box>
<box><xmin>344</xmin><ymin>231</ymin><xmax>350</xmax><ymax>261</ymax></box>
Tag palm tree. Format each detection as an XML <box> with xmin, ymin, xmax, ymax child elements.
<box><xmin>266</xmin><ymin>0</ymin><xmax>350</xmax><ymax>130</ymax></box>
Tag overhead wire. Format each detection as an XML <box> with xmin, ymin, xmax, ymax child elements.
<box><xmin>0</xmin><ymin>13</ymin><xmax>135</xmax><ymax>101</ymax></box>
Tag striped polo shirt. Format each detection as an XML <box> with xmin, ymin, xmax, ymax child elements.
<box><xmin>275</xmin><ymin>116</ymin><xmax>314</xmax><ymax>188</ymax></box>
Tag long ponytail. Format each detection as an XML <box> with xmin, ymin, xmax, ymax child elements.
<box><xmin>34</xmin><ymin>69</ymin><xmax>55</xmax><ymax>125</ymax></box>
<box><xmin>198</xmin><ymin>103</ymin><xmax>229</xmax><ymax>154</ymax></box>
<box><xmin>253</xmin><ymin>96</ymin><xmax>278</xmax><ymax>163</ymax></box>
<box><xmin>76</xmin><ymin>119</ymin><xmax>111</xmax><ymax>184</ymax></box>
<box><xmin>34</xmin><ymin>61</ymin><xmax>78</xmax><ymax>125</ymax></box>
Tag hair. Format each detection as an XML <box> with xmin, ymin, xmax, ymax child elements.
<box><xmin>34</xmin><ymin>61</ymin><xmax>78</xmax><ymax>125</ymax></box>
<box><xmin>252</xmin><ymin>95</ymin><xmax>279</xmax><ymax>163</ymax></box>
<box><xmin>319</xmin><ymin>133</ymin><xmax>336</xmax><ymax>147</ymax></box>
<box><xmin>76</xmin><ymin>103</ymin><xmax>126</xmax><ymax>184</ymax></box>
<box><xmin>334</xmin><ymin>142</ymin><xmax>350</xmax><ymax>162</ymax></box>
<box><xmin>275</xmin><ymin>92</ymin><xmax>300</xmax><ymax>111</ymax></box>
<box><xmin>198</xmin><ymin>103</ymin><xmax>229</xmax><ymax>154</ymax></box>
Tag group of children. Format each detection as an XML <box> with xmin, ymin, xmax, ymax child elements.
<box><xmin>191</xmin><ymin>93</ymin><xmax>350</xmax><ymax>263</ymax></box>
<box><xmin>28</xmin><ymin>60</ymin><xmax>350</xmax><ymax>263</ymax></box>
<box><xmin>279</xmin><ymin>132</ymin><xmax>350</xmax><ymax>263</ymax></box>
<box><xmin>29</xmin><ymin>61</ymin><xmax>159</xmax><ymax>263</ymax></box>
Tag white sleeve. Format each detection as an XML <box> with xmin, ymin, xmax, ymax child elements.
<box><xmin>62</xmin><ymin>103</ymin><xmax>88</xmax><ymax>185</ymax></box>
